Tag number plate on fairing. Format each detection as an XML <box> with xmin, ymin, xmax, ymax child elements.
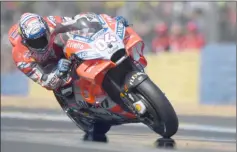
<box><xmin>75</xmin><ymin>28</ymin><xmax>125</xmax><ymax>60</ymax></box>
<box><xmin>91</xmin><ymin>30</ymin><xmax>125</xmax><ymax>59</ymax></box>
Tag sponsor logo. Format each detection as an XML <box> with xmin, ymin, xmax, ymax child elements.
<box><xmin>129</xmin><ymin>72</ymin><xmax>146</xmax><ymax>85</ymax></box>
<box><xmin>133</xmin><ymin>100</ymin><xmax>146</xmax><ymax>114</ymax></box>
<box><xmin>67</xmin><ymin>41</ymin><xmax>84</xmax><ymax>49</ymax></box>
<box><xmin>116</xmin><ymin>22</ymin><xmax>125</xmax><ymax>39</ymax></box>
<box><xmin>76</xmin><ymin>51</ymin><xmax>88</xmax><ymax>58</ymax></box>
<box><xmin>29</xmin><ymin>68</ymin><xmax>42</xmax><ymax>81</ymax></box>
<box><xmin>134</xmin><ymin>104</ymin><xmax>141</xmax><ymax>112</ymax></box>
<box><xmin>73</xmin><ymin>35</ymin><xmax>90</xmax><ymax>42</ymax></box>
<box><xmin>17</xmin><ymin>62</ymin><xmax>32</xmax><ymax>70</ymax></box>
<box><xmin>48</xmin><ymin>74</ymin><xmax>59</xmax><ymax>87</ymax></box>
<box><xmin>76</xmin><ymin>50</ymin><xmax>101</xmax><ymax>59</ymax></box>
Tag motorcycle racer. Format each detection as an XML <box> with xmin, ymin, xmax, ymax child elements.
<box><xmin>8</xmin><ymin>12</ymin><xmax>128</xmax><ymax>105</ymax></box>
<box><xmin>7</xmin><ymin>12</ymin><xmax>179</xmax><ymax>140</ymax></box>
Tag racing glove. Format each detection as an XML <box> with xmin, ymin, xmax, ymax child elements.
<box><xmin>56</xmin><ymin>59</ymin><xmax>72</xmax><ymax>78</ymax></box>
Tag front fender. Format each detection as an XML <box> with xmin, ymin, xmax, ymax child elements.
<box><xmin>123</xmin><ymin>71</ymin><xmax>148</xmax><ymax>92</ymax></box>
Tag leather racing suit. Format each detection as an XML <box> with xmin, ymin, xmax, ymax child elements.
<box><xmin>9</xmin><ymin>15</ymin><xmax>74</xmax><ymax>90</ymax></box>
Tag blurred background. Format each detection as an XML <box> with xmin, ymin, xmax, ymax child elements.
<box><xmin>1</xmin><ymin>1</ymin><xmax>236</xmax><ymax>107</ymax></box>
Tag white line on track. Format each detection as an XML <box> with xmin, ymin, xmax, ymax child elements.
<box><xmin>1</xmin><ymin>111</ymin><xmax>236</xmax><ymax>134</ymax></box>
<box><xmin>1</xmin><ymin>126</ymin><xmax>236</xmax><ymax>143</ymax></box>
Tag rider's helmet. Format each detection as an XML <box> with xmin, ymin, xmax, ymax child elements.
<box><xmin>18</xmin><ymin>13</ymin><xmax>51</xmax><ymax>60</ymax></box>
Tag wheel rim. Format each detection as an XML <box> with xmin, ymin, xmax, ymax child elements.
<box><xmin>136</xmin><ymin>93</ymin><xmax>162</xmax><ymax>129</ymax></box>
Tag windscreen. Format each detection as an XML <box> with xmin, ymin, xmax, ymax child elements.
<box><xmin>68</xmin><ymin>17</ymin><xmax>104</xmax><ymax>39</ymax></box>
<box><xmin>49</xmin><ymin>15</ymin><xmax>105</xmax><ymax>48</ymax></box>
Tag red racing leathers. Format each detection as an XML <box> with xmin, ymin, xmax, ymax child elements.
<box><xmin>8</xmin><ymin>16</ymin><xmax>73</xmax><ymax>90</ymax></box>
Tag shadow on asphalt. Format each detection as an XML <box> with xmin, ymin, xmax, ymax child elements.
<box><xmin>154</xmin><ymin>138</ymin><xmax>176</xmax><ymax>149</ymax></box>
<box><xmin>83</xmin><ymin>133</ymin><xmax>176</xmax><ymax>151</ymax></box>
<box><xmin>83</xmin><ymin>134</ymin><xmax>108</xmax><ymax>143</ymax></box>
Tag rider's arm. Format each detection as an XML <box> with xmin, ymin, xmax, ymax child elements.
<box><xmin>44</xmin><ymin>16</ymin><xmax>73</xmax><ymax>29</ymax></box>
<box><xmin>12</xmin><ymin>46</ymin><xmax>70</xmax><ymax>90</ymax></box>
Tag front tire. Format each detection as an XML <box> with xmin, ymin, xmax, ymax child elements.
<box><xmin>136</xmin><ymin>78</ymin><xmax>179</xmax><ymax>138</ymax></box>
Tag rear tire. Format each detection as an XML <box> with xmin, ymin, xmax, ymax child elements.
<box><xmin>136</xmin><ymin>78</ymin><xmax>179</xmax><ymax>138</ymax></box>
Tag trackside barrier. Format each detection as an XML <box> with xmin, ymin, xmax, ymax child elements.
<box><xmin>1</xmin><ymin>70</ymin><xmax>29</xmax><ymax>96</ymax></box>
<box><xmin>200</xmin><ymin>44</ymin><xmax>236</xmax><ymax>105</ymax></box>
<box><xmin>145</xmin><ymin>51</ymin><xmax>199</xmax><ymax>105</ymax></box>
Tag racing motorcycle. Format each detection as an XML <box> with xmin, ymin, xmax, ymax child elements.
<box><xmin>50</xmin><ymin>14</ymin><xmax>178</xmax><ymax>138</ymax></box>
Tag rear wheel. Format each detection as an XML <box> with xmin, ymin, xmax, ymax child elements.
<box><xmin>136</xmin><ymin>78</ymin><xmax>179</xmax><ymax>138</ymax></box>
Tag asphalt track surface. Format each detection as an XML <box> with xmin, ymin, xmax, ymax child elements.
<box><xmin>1</xmin><ymin>107</ymin><xmax>236</xmax><ymax>152</ymax></box>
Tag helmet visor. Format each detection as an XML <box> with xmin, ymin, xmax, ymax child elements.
<box><xmin>26</xmin><ymin>34</ymin><xmax>49</xmax><ymax>50</ymax></box>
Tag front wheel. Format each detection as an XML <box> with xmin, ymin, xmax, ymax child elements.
<box><xmin>135</xmin><ymin>78</ymin><xmax>179</xmax><ymax>138</ymax></box>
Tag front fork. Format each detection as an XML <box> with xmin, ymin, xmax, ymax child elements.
<box><xmin>106</xmin><ymin>70</ymin><xmax>148</xmax><ymax>117</ymax></box>
<box><xmin>120</xmin><ymin>90</ymin><xmax>146</xmax><ymax>116</ymax></box>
